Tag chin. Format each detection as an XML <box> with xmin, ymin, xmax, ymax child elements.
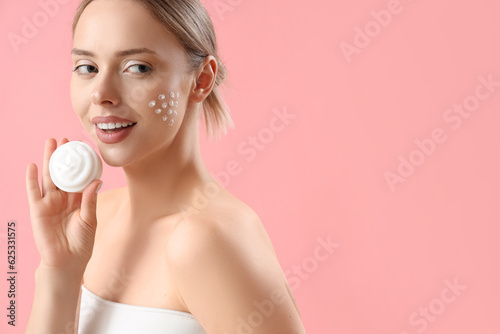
<box><xmin>102</xmin><ymin>159</ymin><xmax>125</xmax><ymax>168</ymax></box>
<box><xmin>100</xmin><ymin>155</ymin><xmax>125</xmax><ymax>168</ymax></box>
<box><xmin>97</xmin><ymin>146</ymin><xmax>133</xmax><ymax>168</ymax></box>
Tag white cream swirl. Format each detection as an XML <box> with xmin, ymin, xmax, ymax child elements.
<box><xmin>49</xmin><ymin>141</ymin><xmax>103</xmax><ymax>193</ymax></box>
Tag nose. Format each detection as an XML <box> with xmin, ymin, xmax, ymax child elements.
<box><xmin>90</xmin><ymin>70</ymin><xmax>121</xmax><ymax>106</ymax></box>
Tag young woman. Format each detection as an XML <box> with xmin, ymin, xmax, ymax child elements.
<box><xmin>25</xmin><ymin>0</ymin><xmax>305</xmax><ymax>333</ymax></box>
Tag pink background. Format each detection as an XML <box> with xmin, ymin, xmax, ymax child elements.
<box><xmin>1</xmin><ymin>0</ymin><xmax>499</xmax><ymax>333</ymax></box>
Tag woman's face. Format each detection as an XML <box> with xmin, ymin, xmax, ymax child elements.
<box><xmin>70</xmin><ymin>0</ymin><xmax>194</xmax><ymax>167</ymax></box>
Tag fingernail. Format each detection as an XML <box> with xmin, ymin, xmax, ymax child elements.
<box><xmin>95</xmin><ymin>181</ymin><xmax>103</xmax><ymax>194</ymax></box>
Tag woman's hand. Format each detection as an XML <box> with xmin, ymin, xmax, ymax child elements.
<box><xmin>26</xmin><ymin>137</ymin><xmax>102</xmax><ymax>273</ymax></box>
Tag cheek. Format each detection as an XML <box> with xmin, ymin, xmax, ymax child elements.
<box><xmin>70</xmin><ymin>81</ymin><xmax>88</xmax><ymax>120</ymax></box>
<box><xmin>146</xmin><ymin>90</ymin><xmax>181</xmax><ymax>127</ymax></box>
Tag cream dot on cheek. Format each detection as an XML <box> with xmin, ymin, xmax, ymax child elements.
<box><xmin>150</xmin><ymin>91</ymin><xmax>181</xmax><ymax>125</ymax></box>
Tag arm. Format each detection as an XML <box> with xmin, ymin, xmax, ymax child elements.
<box><xmin>167</xmin><ymin>214</ymin><xmax>306</xmax><ymax>334</ymax></box>
<box><xmin>24</xmin><ymin>138</ymin><xmax>101</xmax><ymax>334</ymax></box>
<box><xmin>25</xmin><ymin>266</ymin><xmax>84</xmax><ymax>334</ymax></box>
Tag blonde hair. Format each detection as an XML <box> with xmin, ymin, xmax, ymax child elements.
<box><xmin>72</xmin><ymin>0</ymin><xmax>234</xmax><ymax>141</ymax></box>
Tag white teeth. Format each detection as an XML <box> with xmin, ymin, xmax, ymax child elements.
<box><xmin>96</xmin><ymin>122</ymin><xmax>135</xmax><ymax>130</ymax></box>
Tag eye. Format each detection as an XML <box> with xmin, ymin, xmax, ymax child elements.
<box><xmin>73</xmin><ymin>65</ymin><xmax>98</xmax><ymax>76</ymax></box>
<box><xmin>126</xmin><ymin>64</ymin><xmax>152</xmax><ymax>74</ymax></box>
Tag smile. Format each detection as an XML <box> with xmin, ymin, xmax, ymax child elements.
<box><xmin>96</xmin><ymin>122</ymin><xmax>136</xmax><ymax>130</ymax></box>
<box><xmin>95</xmin><ymin>122</ymin><xmax>137</xmax><ymax>144</ymax></box>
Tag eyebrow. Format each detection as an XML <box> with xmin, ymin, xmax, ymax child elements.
<box><xmin>71</xmin><ymin>47</ymin><xmax>157</xmax><ymax>57</ymax></box>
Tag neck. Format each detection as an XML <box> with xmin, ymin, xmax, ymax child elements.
<box><xmin>121</xmin><ymin>114</ymin><xmax>214</xmax><ymax>224</ymax></box>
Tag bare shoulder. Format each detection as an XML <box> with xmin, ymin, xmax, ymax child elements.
<box><xmin>166</xmin><ymin>189</ymin><xmax>305</xmax><ymax>333</ymax></box>
<box><xmin>167</xmin><ymin>189</ymin><xmax>278</xmax><ymax>267</ymax></box>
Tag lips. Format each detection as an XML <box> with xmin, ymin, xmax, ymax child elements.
<box><xmin>92</xmin><ymin>116</ymin><xmax>135</xmax><ymax>124</ymax></box>
<box><xmin>92</xmin><ymin>116</ymin><xmax>137</xmax><ymax>144</ymax></box>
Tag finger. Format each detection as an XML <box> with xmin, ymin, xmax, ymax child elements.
<box><xmin>79</xmin><ymin>180</ymin><xmax>102</xmax><ymax>232</ymax></box>
<box><xmin>26</xmin><ymin>163</ymin><xmax>41</xmax><ymax>205</ymax></box>
<box><xmin>58</xmin><ymin>137</ymin><xmax>69</xmax><ymax>147</ymax></box>
<box><xmin>42</xmin><ymin>138</ymin><xmax>57</xmax><ymax>197</ymax></box>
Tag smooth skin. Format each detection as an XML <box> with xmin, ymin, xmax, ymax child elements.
<box><xmin>25</xmin><ymin>137</ymin><xmax>102</xmax><ymax>334</ymax></box>
<box><xmin>25</xmin><ymin>0</ymin><xmax>305</xmax><ymax>333</ymax></box>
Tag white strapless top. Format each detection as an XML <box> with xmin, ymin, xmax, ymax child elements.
<box><xmin>78</xmin><ymin>284</ymin><xmax>206</xmax><ymax>334</ymax></box>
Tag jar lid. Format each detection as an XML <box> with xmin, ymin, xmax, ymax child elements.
<box><xmin>49</xmin><ymin>141</ymin><xmax>102</xmax><ymax>193</ymax></box>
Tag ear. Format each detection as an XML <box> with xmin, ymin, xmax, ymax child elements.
<box><xmin>190</xmin><ymin>55</ymin><xmax>217</xmax><ymax>103</ymax></box>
